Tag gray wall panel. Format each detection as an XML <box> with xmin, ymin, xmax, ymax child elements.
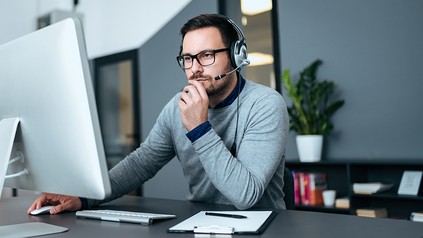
<box><xmin>279</xmin><ymin>0</ymin><xmax>423</xmax><ymax>160</ymax></box>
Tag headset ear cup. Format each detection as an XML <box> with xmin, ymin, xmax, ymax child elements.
<box><xmin>233</xmin><ymin>41</ymin><xmax>247</xmax><ymax>68</ymax></box>
<box><xmin>226</xmin><ymin>18</ymin><xmax>248</xmax><ymax>69</ymax></box>
<box><xmin>230</xmin><ymin>40</ymin><xmax>248</xmax><ymax>68</ymax></box>
<box><xmin>237</xmin><ymin>43</ymin><xmax>248</xmax><ymax>66</ymax></box>
<box><xmin>230</xmin><ymin>41</ymin><xmax>238</xmax><ymax>68</ymax></box>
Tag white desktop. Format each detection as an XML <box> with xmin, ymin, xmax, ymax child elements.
<box><xmin>0</xmin><ymin>18</ymin><xmax>111</xmax><ymax>236</ymax></box>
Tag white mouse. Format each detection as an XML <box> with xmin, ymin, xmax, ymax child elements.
<box><xmin>30</xmin><ymin>205</ymin><xmax>55</xmax><ymax>215</ymax></box>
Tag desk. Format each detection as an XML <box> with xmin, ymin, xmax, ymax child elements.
<box><xmin>1</xmin><ymin>195</ymin><xmax>423</xmax><ymax>237</ymax></box>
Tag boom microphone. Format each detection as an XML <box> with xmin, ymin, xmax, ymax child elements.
<box><xmin>214</xmin><ymin>60</ymin><xmax>250</xmax><ymax>80</ymax></box>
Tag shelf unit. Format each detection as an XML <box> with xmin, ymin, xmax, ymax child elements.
<box><xmin>286</xmin><ymin>160</ymin><xmax>423</xmax><ymax>220</ymax></box>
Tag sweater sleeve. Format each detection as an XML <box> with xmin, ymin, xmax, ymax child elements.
<box><xmin>193</xmin><ymin>91</ymin><xmax>289</xmax><ymax>210</ymax></box>
<box><xmin>86</xmin><ymin>98</ymin><xmax>178</xmax><ymax>208</ymax></box>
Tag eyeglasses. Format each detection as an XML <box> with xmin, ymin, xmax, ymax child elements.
<box><xmin>176</xmin><ymin>48</ymin><xmax>229</xmax><ymax>69</ymax></box>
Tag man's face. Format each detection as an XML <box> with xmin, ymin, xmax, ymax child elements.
<box><xmin>181</xmin><ymin>27</ymin><xmax>234</xmax><ymax>97</ymax></box>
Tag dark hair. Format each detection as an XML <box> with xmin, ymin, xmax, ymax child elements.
<box><xmin>179</xmin><ymin>14</ymin><xmax>239</xmax><ymax>55</ymax></box>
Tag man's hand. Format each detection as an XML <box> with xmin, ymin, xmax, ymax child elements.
<box><xmin>27</xmin><ymin>193</ymin><xmax>82</xmax><ymax>215</ymax></box>
<box><xmin>178</xmin><ymin>80</ymin><xmax>209</xmax><ymax>131</ymax></box>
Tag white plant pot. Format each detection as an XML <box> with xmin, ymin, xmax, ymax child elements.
<box><xmin>296</xmin><ymin>135</ymin><xmax>323</xmax><ymax>162</ymax></box>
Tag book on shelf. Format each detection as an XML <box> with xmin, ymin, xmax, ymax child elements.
<box><xmin>410</xmin><ymin>211</ymin><xmax>423</xmax><ymax>222</ymax></box>
<box><xmin>353</xmin><ymin>182</ymin><xmax>394</xmax><ymax>194</ymax></box>
<box><xmin>309</xmin><ymin>173</ymin><xmax>327</xmax><ymax>205</ymax></box>
<box><xmin>356</xmin><ymin>207</ymin><xmax>388</xmax><ymax>218</ymax></box>
<box><xmin>335</xmin><ymin>197</ymin><xmax>350</xmax><ymax>209</ymax></box>
<box><xmin>292</xmin><ymin>171</ymin><xmax>327</xmax><ymax>206</ymax></box>
<box><xmin>293</xmin><ymin>171</ymin><xmax>301</xmax><ymax>205</ymax></box>
<box><xmin>299</xmin><ymin>172</ymin><xmax>309</xmax><ymax>205</ymax></box>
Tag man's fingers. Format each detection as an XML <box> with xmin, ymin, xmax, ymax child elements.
<box><xmin>50</xmin><ymin>203</ymin><xmax>66</xmax><ymax>214</ymax></box>
<box><xmin>183</xmin><ymin>85</ymin><xmax>200</xmax><ymax>100</ymax></box>
<box><xmin>27</xmin><ymin>195</ymin><xmax>47</xmax><ymax>213</ymax></box>
<box><xmin>188</xmin><ymin>80</ymin><xmax>207</xmax><ymax>99</ymax></box>
<box><xmin>179</xmin><ymin>90</ymin><xmax>192</xmax><ymax>105</ymax></box>
<box><xmin>27</xmin><ymin>193</ymin><xmax>78</xmax><ymax>215</ymax></box>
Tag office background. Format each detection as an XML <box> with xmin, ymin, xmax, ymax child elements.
<box><xmin>1</xmin><ymin>0</ymin><xmax>422</xmax><ymax>200</ymax></box>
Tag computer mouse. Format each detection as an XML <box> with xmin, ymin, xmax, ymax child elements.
<box><xmin>30</xmin><ymin>205</ymin><xmax>55</xmax><ymax>215</ymax></box>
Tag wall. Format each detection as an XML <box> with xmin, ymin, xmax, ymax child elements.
<box><xmin>278</xmin><ymin>0</ymin><xmax>423</xmax><ymax>161</ymax></box>
<box><xmin>0</xmin><ymin>0</ymin><xmax>191</xmax><ymax>59</ymax></box>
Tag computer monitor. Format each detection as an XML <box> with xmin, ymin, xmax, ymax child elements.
<box><xmin>0</xmin><ymin>18</ymin><xmax>111</xmax><ymax>200</ymax></box>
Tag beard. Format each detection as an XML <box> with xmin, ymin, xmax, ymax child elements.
<box><xmin>190</xmin><ymin>66</ymin><xmax>235</xmax><ymax>97</ymax></box>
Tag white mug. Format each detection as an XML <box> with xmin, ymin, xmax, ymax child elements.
<box><xmin>322</xmin><ymin>190</ymin><xmax>336</xmax><ymax>206</ymax></box>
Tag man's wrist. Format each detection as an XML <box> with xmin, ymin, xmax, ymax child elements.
<box><xmin>79</xmin><ymin>197</ymin><xmax>89</xmax><ymax>210</ymax></box>
<box><xmin>186</xmin><ymin>121</ymin><xmax>212</xmax><ymax>142</ymax></box>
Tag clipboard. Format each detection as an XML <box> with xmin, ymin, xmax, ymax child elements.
<box><xmin>168</xmin><ymin>210</ymin><xmax>277</xmax><ymax>234</ymax></box>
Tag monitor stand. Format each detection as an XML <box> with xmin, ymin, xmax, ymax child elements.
<box><xmin>0</xmin><ymin>117</ymin><xmax>20</xmax><ymax>198</ymax></box>
<box><xmin>0</xmin><ymin>118</ymin><xmax>68</xmax><ymax>237</ymax></box>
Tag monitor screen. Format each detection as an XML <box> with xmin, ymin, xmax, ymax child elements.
<box><xmin>0</xmin><ymin>18</ymin><xmax>111</xmax><ymax>200</ymax></box>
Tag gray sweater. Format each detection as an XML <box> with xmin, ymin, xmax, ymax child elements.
<box><xmin>88</xmin><ymin>79</ymin><xmax>289</xmax><ymax>210</ymax></box>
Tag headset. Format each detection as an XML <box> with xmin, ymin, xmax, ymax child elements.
<box><xmin>226</xmin><ymin>18</ymin><xmax>249</xmax><ymax>70</ymax></box>
<box><xmin>213</xmin><ymin>18</ymin><xmax>250</xmax><ymax>80</ymax></box>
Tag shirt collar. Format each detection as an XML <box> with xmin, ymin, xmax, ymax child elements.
<box><xmin>214</xmin><ymin>74</ymin><xmax>246</xmax><ymax>109</ymax></box>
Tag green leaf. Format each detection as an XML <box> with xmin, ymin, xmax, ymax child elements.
<box><xmin>281</xmin><ymin>59</ymin><xmax>345</xmax><ymax>136</ymax></box>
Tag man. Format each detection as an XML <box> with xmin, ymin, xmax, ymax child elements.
<box><xmin>28</xmin><ymin>13</ymin><xmax>289</xmax><ymax>214</ymax></box>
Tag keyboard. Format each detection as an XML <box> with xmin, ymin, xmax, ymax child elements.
<box><xmin>75</xmin><ymin>209</ymin><xmax>176</xmax><ymax>225</ymax></box>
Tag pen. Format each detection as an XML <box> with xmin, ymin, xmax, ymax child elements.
<box><xmin>205</xmin><ymin>212</ymin><xmax>247</xmax><ymax>219</ymax></box>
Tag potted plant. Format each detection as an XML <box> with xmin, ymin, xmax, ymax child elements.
<box><xmin>282</xmin><ymin>59</ymin><xmax>345</xmax><ymax>162</ymax></box>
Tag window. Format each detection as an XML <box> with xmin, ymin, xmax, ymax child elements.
<box><xmin>93</xmin><ymin>49</ymin><xmax>141</xmax><ymax>170</ymax></box>
<box><xmin>219</xmin><ymin>0</ymin><xmax>281</xmax><ymax>92</ymax></box>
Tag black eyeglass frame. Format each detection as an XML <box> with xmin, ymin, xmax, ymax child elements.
<box><xmin>176</xmin><ymin>48</ymin><xmax>229</xmax><ymax>69</ymax></box>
